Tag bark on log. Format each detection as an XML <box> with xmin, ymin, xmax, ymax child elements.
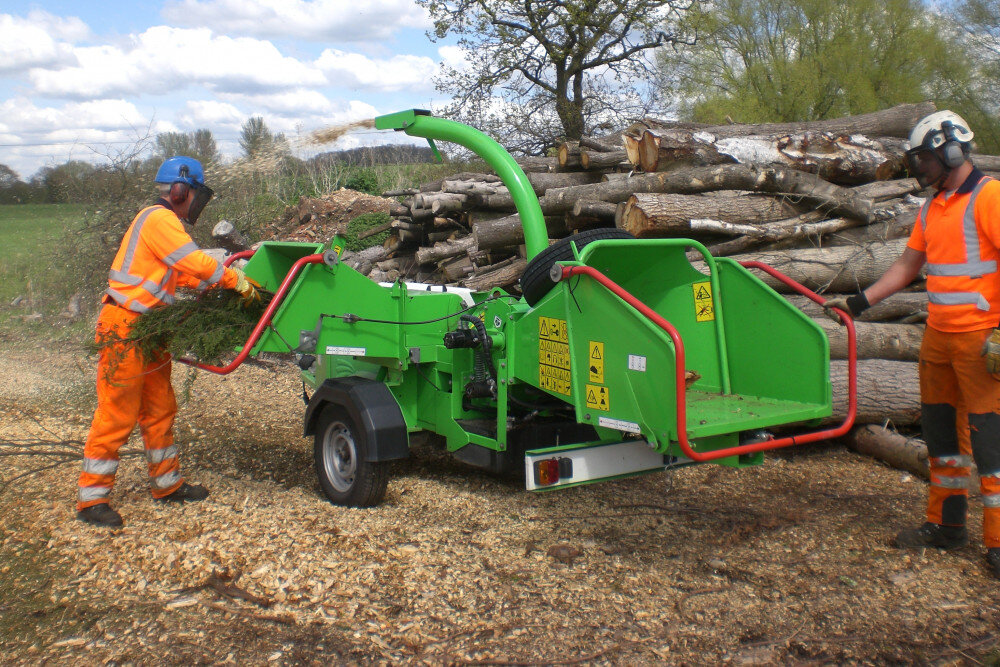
<box><xmin>517</xmin><ymin>156</ymin><xmax>558</xmax><ymax>173</ymax></box>
<box><xmin>829</xmin><ymin>359</ymin><xmax>920</xmax><ymax>426</ymax></box>
<box><xmin>538</xmin><ymin>164</ymin><xmax>874</xmax><ymax>221</ymax></box>
<box><xmin>786</xmin><ymin>292</ymin><xmax>928</xmax><ymax>323</ymax></box>
<box><xmin>697</xmin><ymin>102</ymin><xmax>936</xmax><ymax>140</ymax></box>
<box><xmin>558</xmin><ymin>141</ymin><xmax>581</xmax><ymax>170</ymax></box>
<box><xmin>635</xmin><ymin>130</ymin><xmax>906</xmax><ymax>184</ymax></box>
<box><xmin>727</xmin><ymin>238</ymin><xmax>912</xmax><ymax>293</ymax></box>
<box><xmin>852</xmin><ymin>178</ymin><xmax>921</xmax><ymax>202</ymax></box>
<box><xmin>441</xmin><ymin>255</ymin><xmax>474</xmax><ymax>281</ymax></box>
<box><xmin>572</xmin><ymin>199</ymin><xmax>619</xmax><ymax>221</ymax></box>
<box><xmin>581</xmin><ymin>150</ymin><xmax>629</xmax><ymax>170</ymax></box>
<box><xmin>619</xmin><ymin>192</ymin><xmax>800</xmax><ymax>238</ymax></box>
<box><xmin>814</xmin><ymin>318</ymin><xmax>924</xmax><ymax>361</ymax></box>
<box><xmin>473</xmin><ymin>214</ymin><xmax>568</xmax><ymax>250</ymax></box>
<box><xmin>824</xmin><ymin>199</ymin><xmax>921</xmax><ymax>247</ymax></box>
<box><xmin>211</xmin><ymin>220</ymin><xmax>251</xmax><ymax>253</ymax></box>
<box><xmin>973</xmin><ymin>154</ymin><xmax>1000</xmax><ymax>172</ymax></box>
<box><xmin>580</xmin><ymin>135</ymin><xmax>621</xmax><ymax>152</ymax></box>
<box><xmin>415</xmin><ymin>235</ymin><xmax>477</xmax><ymax>264</ymax></box>
<box><xmin>846</xmin><ymin>425</ymin><xmax>928</xmax><ymax>479</ymax></box>
<box><xmin>704</xmin><ymin>211</ymin><xmax>834</xmax><ymax>256</ymax></box>
<box><xmin>461</xmin><ymin>257</ymin><xmax>527</xmax><ymax>290</ymax></box>
<box><xmin>527</xmin><ymin>171</ymin><xmax>605</xmax><ymax>194</ymax></box>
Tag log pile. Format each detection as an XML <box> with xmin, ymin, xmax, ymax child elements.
<box><xmin>323</xmin><ymin>102</ymin><xmax>1000</xmax><ymax>469</ymax></box>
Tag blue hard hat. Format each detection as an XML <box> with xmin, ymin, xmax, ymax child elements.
<box><xmin>155</xmin><ymin>156</ymin><xmax>205</xmax><ymax>187</ymax></box>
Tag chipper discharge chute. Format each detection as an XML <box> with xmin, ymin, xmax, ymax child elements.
<box><xmin>183</xmin><ymin>109</ymin><xmax>856</xmax><ymax>507</ymax></box>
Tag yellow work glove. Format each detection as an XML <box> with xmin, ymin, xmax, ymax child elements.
<box><xmin>822</xmin><ymin>296</ymin><xmax>852</xmax><ymax>324</ymax></box>
<box><xmin>231</xmin><ymin>268</ymin><xmax>261</xmax><ymax>306</ymax></box>
<box><xmin>981</xmin><ymin>328</ymin><xmax>1000</xmax><ymax>374</ymax></box>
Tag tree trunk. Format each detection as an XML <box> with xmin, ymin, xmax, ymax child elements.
<box><xmin>415</xmin><ymin>235</ymin><xmax>477</xmax><ymax>264</ymax></box>
<box><xmin>538</xmin><ymin>164</ymin><xmax>874</xmax><ymax>221</ymax></box>
<box><xmin>527</xmin><ymin>171</ymin><xmax>605</xmax><ymax>194</ymax></box>
<box><xmin>814</xmin><ymin>319</ymin><xmax>924</xmax><ymax>360</ymax></box>
<box><xmin>846</xmin><ymin>425</ymin><xmax>928</xmax><ymax>479</ymax></box>
<box><xmin>635</xmin><ymin>130</ymin><xmax>906</xmax><ymax>184</ymax></box>
<box><xmin>829</xmin><ymin>359</ymin><xmax>920</xmax><ymax>425</ymax></box>
<box><xmin>728</xmin><ymin>238</ymin><xmax>911</xmax><ymax>293</ymax></box>
<box><xmin>581</xmin><ymin>150</ymin><xmax>629</xmax><ymax>170</ymax></box>
<box><xmin>786</xmin><ymin>292</ymin><xmax>928</xmax><ymax>323</ymax></box>
<box><xmin>472</xmin><ymin>214</ymin><xmax>567</xmax><ymax>250</ymax></box>
<box><xmin>619</xmin><ymin>192</ymin><xmax>800</xmax><ymax>238</ymax></box>
<box><xmin>461</xmin><ymin>257</ymin><xmax>527</xmax><ymax>290</ymax></box>
<box><xmin>517</xmin><ymin>156</ymin><xmax>558</xmax><ymax>173</ymax></box>
<box><xmin>697</xmin><ymin>102</ymin><xmax>936</xmax><ymax>140</ymax></box>
<box><xmin>558</xmin><ymin>141</ymin><xmax>581</xmax><ymax>170</ymax></box>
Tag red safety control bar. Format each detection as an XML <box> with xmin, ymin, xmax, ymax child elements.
<box><xmin>177</xmin><ymin>250</ymin><xmax>326</xmax><ymax>374</ymax></box>
<box><xmin>560</xmin><ymin>262</ymin><xmax>857</xmax><ymax>461</ymax></box>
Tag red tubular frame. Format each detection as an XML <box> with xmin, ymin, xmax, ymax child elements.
<box><xmin>177</xmin><ymin>251</ymin><xmax>326</xmax><ymax>375</ymax></box>
<box><xmin>560</xmin><ymin>262</ymin><xmax>856</xmax><ymax>461</ymax></box>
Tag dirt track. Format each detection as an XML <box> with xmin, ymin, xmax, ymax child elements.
<box><xmin>1</xmin><ymin>344</ymin><xmax>999</xmax><ymax>665</ymax></box>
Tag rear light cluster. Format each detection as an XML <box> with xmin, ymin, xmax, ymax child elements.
<box><xmin>533</xmin><ymin>457</ymin><xmax>573</xmax><ymax>486</ymax></box>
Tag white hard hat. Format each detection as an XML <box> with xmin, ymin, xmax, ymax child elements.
<box><xmin>907</xmin><ymin>110</ymin><xmax>974</xmax><ymax>151</ymax></box>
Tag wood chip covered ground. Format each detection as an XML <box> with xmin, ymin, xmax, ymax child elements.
<box><xmin>2</xmin><ymin>346</ymin><xmax>999</xmax><ymax>665</ymax></box>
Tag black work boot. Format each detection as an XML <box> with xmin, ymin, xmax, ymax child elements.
<box><xmin>155</xmin><ymin>482</ymin><xmax>209</xmax><ymax>504</ymax></box>
<box><xmin>77</xmin><ymin>503</ymin><xmax>123</xmax><ymax>528</ymax></box>
<box><xmin>987</xmin><ymin>549</ymin><xmax>1000</xmax><ymax>579</ymax></box>
<box><xmin>895</xmin><ymin>522</ymin><xmax>968</xmax><ymax>550</ymax></box>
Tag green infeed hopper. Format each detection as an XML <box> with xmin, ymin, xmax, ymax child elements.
<box><xmin>191</xmin><ymin>109</ymin><xmax>855</xmax><ymax>507</ymax></box>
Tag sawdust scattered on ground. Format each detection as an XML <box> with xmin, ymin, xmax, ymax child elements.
<box><xmin>1</xmin><ymin>343</ymin><xmax>999</xmax><ymax>665</ymax></box>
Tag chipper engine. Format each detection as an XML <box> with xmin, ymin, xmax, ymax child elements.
<box><xmin>188</xmin><ymin>110</ymin><xmax>857</xmax><ymax>507</ymax></box>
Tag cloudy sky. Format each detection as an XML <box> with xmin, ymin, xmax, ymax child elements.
<box><xmin>0</xmin><ymin>1</ymin><xmax>465</xmax><ymax>179</ymax></box>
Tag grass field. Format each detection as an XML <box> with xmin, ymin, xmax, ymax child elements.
<box><xmin>0</xmin><ymin>203</ymin><xmax>90</xmax><ymax>338</ymax></box>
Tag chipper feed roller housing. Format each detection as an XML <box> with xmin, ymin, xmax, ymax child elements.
<box><xmin>188</xmin><ymin>109</ymin><xmax>857</xmax><ymax>507</ymax></box>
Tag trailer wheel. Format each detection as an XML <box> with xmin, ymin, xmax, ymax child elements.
<box><xmin>520</xmin><ymin>228</ymin><xmax>635</xmax><ymax>306</ymax></box>
<box><xmin>314</xmin><ymin>405</ymin><xmax>389</xmax><ymax>507</ymax></box>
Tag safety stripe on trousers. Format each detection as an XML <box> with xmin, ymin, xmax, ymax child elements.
<box><xmin>984</xmin><ymin>494</ymin><xmax>1000</xmax><ymax>508</ymax></box>
<box><xmin>82</xmin><ymin>457</ymin><xmax>119</xmax><ymax>476</ymax></box>
<box><xmin>146</xmin><ymin>445</ymin><xmax>178</xmax><ymax>465</ymax></box>
<box><xmin>931</xmin><ymin>474</ymin><xmax>969</xmax><ymax>489</ymax></box>
<box><xmin>78</xmin><ymin>485</ymin><xmax>111</xmax><ymax>502</ymax></box>
<box><xmin>932</xmin><ymin>455</ymin><xmax>974</xmax><ymax>468</ymax></box>
<box><xmin>150</xmin><ymin>469</ymin><xmax>180</xmax><ymax>490</ymax></box>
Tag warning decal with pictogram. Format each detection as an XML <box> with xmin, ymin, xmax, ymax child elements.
<box><xmin>692</xmin><ymin>281</ymin><xmax>715</xmax><ymax>322</ymax></box>
<box><xmin>588</xmin><ymin>340</ymin><xmax>604</xmax><ymax>383</ymax></box>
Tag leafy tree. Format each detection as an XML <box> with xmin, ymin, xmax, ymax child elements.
<box><xmin>0</xmin><ymin>164</ymin><xmax>19</xmax><ymax>189</ymax></box>
<box><xmin>239</xmin><ymin>116</ymin><xmax>287</xmax><ymax>159</ymax></box>
<box><xmin>660</xmin><ymin>0</ymin><xmax>961</xmax><ymax>124</ymax></box>
<box><xmin>191</xmin><ymin>129</ymin><xmax>220</xmax><ymax>166</ymax></box>
<box><xmin>951</xmin><ymin>0</ymin><xmax>1000</xmax><ymax>152</ymax></box>
<box><xmin>418</xmin><ymin>0</ymin><xmax>695</xmax><ymax>154</ymax></box>
<box><xmin>155</xmin><ymin>132</ymin><xmax>194</xmax><ymax>159</ymax></box>
<box><xmin>35</xmin><ymin>160</ymin><xmax>96</xmax><ymax>203</ymax></box>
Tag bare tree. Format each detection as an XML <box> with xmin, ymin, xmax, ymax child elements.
<box><xmin>418</xmin><ymin>0</ymin><xmax>695</xmax><ymax>154</ymax></box>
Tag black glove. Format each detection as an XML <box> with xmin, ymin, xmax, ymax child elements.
<box><xmin>823</xmin><ymin>292</ymin><xmax>869</xmax><ymax>324</ymax></box>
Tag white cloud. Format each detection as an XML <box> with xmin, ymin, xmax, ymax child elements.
<box><xmin>315</xmin><ymin>49</ymin><xmax>437</xmax><ymax>92</ymax></box>
<box><xmin>437</xmin><ymin>45</ymin><xmax>470</xmax><ymax>73</ymax></box>
<box><xmin>0</xmin><ymin>11</ymin><xmax>88</xmax><ymax>73</ymax></box>
<box><xmin>29</xmin><ymin>26</ymin><xmax>326</xmax><ymax>98</ymax></box>
<box><xmin>219</xmin><ymin>89</ymin><xmax>335</xmax><ymax>116</ymax></box>
<box><xmin>181</xmin><ymin>100</ymin><xmax>245</xmax><ymax>130</ymax></box>
<box><xmin>0</xmin><ymin>98</ymin><xmax>148</xmax><ymax>135</ymax></box>
<box><xmin>162</xmin><ymin>0</ymin><xmax>430</xmax><ymax>42</ymax></box>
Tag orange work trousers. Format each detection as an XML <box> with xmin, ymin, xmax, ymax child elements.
<box><xmin>919</xmin><ymin>326</ymin><xmax>1000</xmax><ymax>547</ymax></box>
<box><xmin>77</xmin><ymin>304</ymin><xmax>184</xmax><ymax>510</ymax></box>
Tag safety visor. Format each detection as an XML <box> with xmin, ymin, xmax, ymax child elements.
<box><xmin>185</xmin><ymin>182</ymin><xmax>214</xmax><ymax>225</ymax></box>
<box><xmin>904</xmin><ymin>146</ymin><xmax>942</xmax><ymax>189</ymax></box>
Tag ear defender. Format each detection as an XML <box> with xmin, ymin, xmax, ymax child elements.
<box><xmin>940</xmin><ymin>120</ymin><xmax>966</xmax><ymax>169</ymax></box>
<box><xmin>169</xmin><ymin>182</ymin><xmax>190</xmax><ymax>205</ymax></box>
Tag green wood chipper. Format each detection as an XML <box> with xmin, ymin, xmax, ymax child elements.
<box><xmin>186</xmin><ymin>109</ymin><xmax>857</xmax><ymax>507</ymax></box>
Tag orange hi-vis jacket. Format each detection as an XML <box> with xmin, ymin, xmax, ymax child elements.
<box><xmin>105</xmin><ymin>201</ymin><xmax>239</xmax><ymax>312</ymax></box>
<box><xmin>908</xmin><ymin>169</ymin><xmax>1000</xmax><ymax>332</ymax></box>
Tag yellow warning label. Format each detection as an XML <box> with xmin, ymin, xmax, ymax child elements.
<box><xmin>588</xmin><ymin>340</ymin><xmax>604</xmax><ymax>384</ymax></box>
<box><xmin>538</xmin><ymin>316</ymin><xmax>568</xmax><ymax>343</ymax></box>
<box><xmin>538</xmin><ymin>316</ymin><xmax>571</xmax><ymax>395</ymax></box>
<box><xmin>693</xmin><ymin>281</ymin><xmax>715</xmax><ymax>322</ymax></box>
<box><xmin>332</xmin><ymin>243</ymin><xmax>344</xmax><ymax>257</ymax></box>
<box><xmin>585</xmin><ymin>384</ymin><xmax>610</xmax><ymax>411</ymax></box>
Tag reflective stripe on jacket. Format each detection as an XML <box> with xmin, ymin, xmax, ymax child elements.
<box><xmin>908</xmin><ymin>170</ymin><xmax>1000</xmax><ymax>332</ymax></box>
<box><xmin>106</xmin><ymin>202</ymin><xmax>238</xmax><ymax>313</ymax></box>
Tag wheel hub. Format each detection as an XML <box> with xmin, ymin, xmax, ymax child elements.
<box><xmin>322</xmin><ymin>421</ymin><xmax>357</xmax><ymax>492</ymax></box>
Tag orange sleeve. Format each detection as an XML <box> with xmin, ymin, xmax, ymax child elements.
<box><xmin>142</xmin><ymin>210</ymin><xmax>236</xmax><ymax>287</ymax></box>
<box><xmin>977</xmin><ymin>180</ymin><xmax>1000</xmax><ymax>249</ymax></box>
<box><xmin>907</xmin><ymin>212</ymin><xmax>926</xmax><ymax>253</ymax></box>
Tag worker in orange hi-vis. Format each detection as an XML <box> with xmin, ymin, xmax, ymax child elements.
<box><xmin>824</xmin><ymin>111</ymin><xmax>1000</xmax><ymax>579</ymax></box>
<box><xmin>77</xmin><ymin>156</ymin><xmax>260</xmax><ymax>528</ymax></box>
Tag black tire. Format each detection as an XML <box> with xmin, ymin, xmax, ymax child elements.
<box><xmin>520</xmin><ymin>228</ymin><xmax>635</xmax><ymax>306</ymax></box>
<box><xmin>313</xmin><ymin>404</ymin><xmax>390</xmax><ymax>507</ymax></box>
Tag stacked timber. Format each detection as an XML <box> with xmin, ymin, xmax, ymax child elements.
<box><xmin>331</xmin><ymin>101</ymin><xmax>1000</xmax><ymax>471</ymax></box>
